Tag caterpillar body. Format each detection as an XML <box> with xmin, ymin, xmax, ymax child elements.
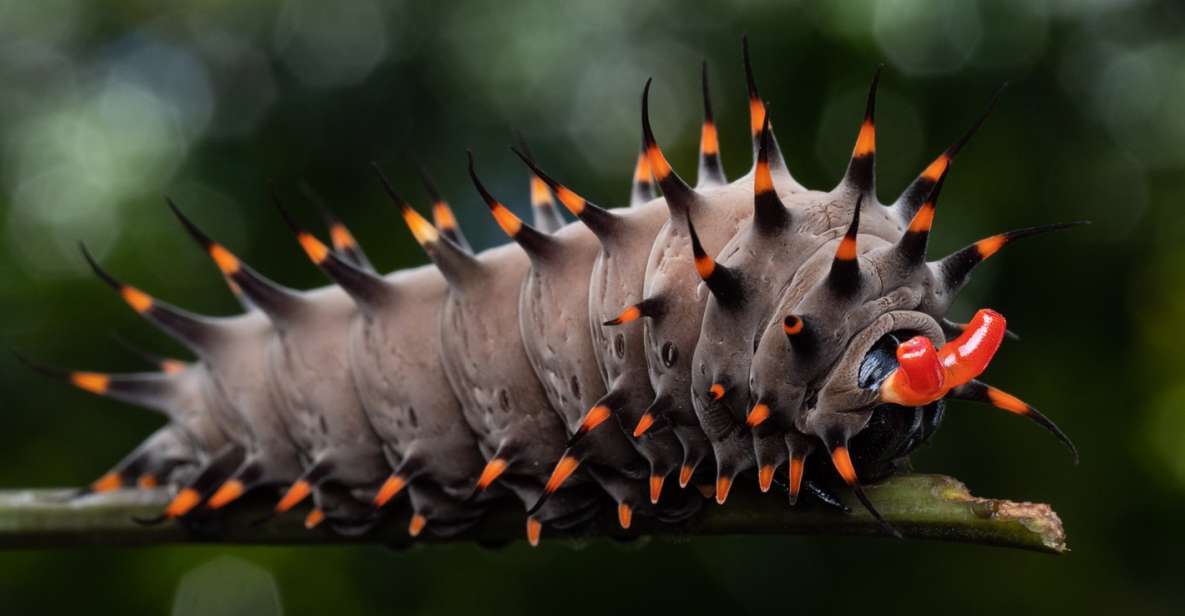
<box><xmin>26</xmin><ymin>39</ymin><xmax>1081</xmax><ymax>545</ymax></box>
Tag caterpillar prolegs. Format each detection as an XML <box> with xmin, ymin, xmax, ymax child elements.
<box><xmin>26</xmin><ymin>38</ymin><xmax>1082</xmax><ymax>545</ymax></box>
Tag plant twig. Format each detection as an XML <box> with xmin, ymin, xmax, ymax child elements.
<box><xmin>0</xmin><ymin>474</ymin><xmax>1066</xmax><ymax>553</ymax></box>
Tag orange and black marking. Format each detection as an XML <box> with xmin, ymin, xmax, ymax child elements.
<box><xmin>80</xmin><ymin>245</ymin><xmax>156</xmax><ymax>313</ymax></box>
<box><xmin>641</xmin><ymin>80</ymin><xmax>674</xmax><ymax>184</ymax></box>
<box><xmin>400</xmin><ymin>203</ymin><xmax>440</xmax><ymax>246</ymax></box>
<box><xmin>746</xmin><ymin>402</ymin><xmax>770</xmax><ymax>428</ymax></box>
<box><xmin>603</xmin><ymin>297</ymin><xmax>664</xmax><ymax>327</ymax></box>
<box><xmin>304</xmin><ymin>508</ymin><xmax>325</xmax><ymax>529</ymax></box>
<box><xmin>827</xmin><ymin>199</ymin><xmax>862</xmax><ymax>296</ymax></box>
<box><xmin>714</xmin><ymin>474</ymin><xmax>732</xmax><ymax>505</ymax></box>
<box><xmin>70</xmin><ymin>371</ymin><xmax>110</xmax><ymax>395</ymax></box>
<box><xmin>166</xmin><ymin>199</ymin><xmax>243</xmax><ymax>277</ymax></box>
<box><xmin>898</xmin><ymin>169</ymin><xmax>949</xmax><ymax>264</ymax></box>
<box><xmin>274</xmin><ymin>193</ymin><xmax>392</xmax><ymax>306</ymax></box>
<box><xmin>632</xmin><ymin>412</ymin><xmax>656</xmax><ymax>437</ymax></box>
<box><xmin>758</xmin><ymin>464</ymin><xmax>775</xmax><ymax>493</ymax></box>
<box><xmin>530</xmin><ymin>175</ymin><xmax>555</xmax><ymax>211</ymax></box>
<box><xmin>939</xmin><ymin>222</ymin><xmax>1084</xmax><ymax>292</ymax></box>
<box><xmin>274</xmin><ymin>479</ymin><xmax>312</xmax><ymax>513</ymax></box>
<box><xmin>631</xmin><ymin>145</ymin><xmax>656</xmax><ymax>206</ymax></box>
<box><xmin>649</xmin><ymin>474</ymin><xmax>665</xmax><ymax>505</ymax></box>
<box><xmin>950</xmin><ymin>381</ymin><xmax>1079</xmax><ymax>462</ymax></box>
<box><xmin>80</xmin><ymin>243</ymin><xmax>221</xmax><ymax>348</ymax></box>
<box><xmin>474</xmin><ymin>457</ymin><xmax>509</xmax><ymax>492</ymax></box>
<box><xmin>91</xmin><ymin>472</ymin><xmax>123</xmax><ymax>493</ymax></box>
<box><xmin>641</xmin><ymin>79</ymin><xmax>698</xmax><ymax>209</ymax></box>
<box><xmin>206</xmin><ymin>478</ymin><xmax>245</xmax><ymax>510</ymax></box>
<box><xmin>526</xmin><ymin>517</ymin><xmax>542</xmax><ymax>547</ymax></box>
<box><xmin>373</xmin><ymin>473</ymin><xmax>407</xmax><ymax>508</ymax></box>
<box><xmin>617</xmin><ymin>502</ymin><xmax>633</xmax><ymax>529</ymax></box>
<box><xmin>407</xmin><ymin>513</ymin><xmax>427</xmax><ymax>537</ymax></box>
<box><xmin>514</xmin><ymin>133</ymin><xmax>565</xmax><ymax>232</ymax></box>
<box><xmin>572</xmin><ymin>404</ymin><xmax>612</xmax><ymax>441</ymax></box>
<box><xmin>688</xmin><ymin>214</ymin><xmax>742</xmax><ymax>307</ymax></box>
<box><xmin>825</xmin><ymin>435</ymin><xmax>900</xmax><ymax>537</ymax></box>
<box><xmin>297</xmin><ymin>231</ymin><xmax>330</xmax><ymax>265</ymax></box>
<box><xmin>787</xmin><ymin>453</ymin><xmax>806</xmax><ymax>505</ymax></box>
<box><xmin>782</xmin><ymin>314</ymin><xmax>815</xmax><ymax>354</ymax></box>
<box><xmin>375</xmin><ymin>166</ymin><xmax>441</xmax><ymax>247</ymax></box>
<box><xmin>843</xmin><ymin>67</ymin><xmax>881</xmax><ymax>194</ymax></box>
<box><xmin>512</xmin><ymin>148</ymin><xmax>621</xmax><ymax>238</ymax></box>
<box><xmin>542</xmin><ymin>454</ymin><xmax>581</xmax><ymax>496</ymax></box>
<box><xmin>708</xmin><ymin>383</ymin><xmax>725</xmax><ymax>401</ymax></box>
<box><xmin>698</xmin><ymin>61</ymin><xmax>725</xmax><ymax>184</ymax></box>
<box><xmin>753</xmin><ymin>115</ymin><xmax>789</xmax><ymax>233</ymax></box>
<box><xmin>897</xmin><ymin>85</ymin><xmax>1002</xmax><ymax>219</ymax></box>
<box><xmin>742</xmin><ymin>35</ymin><xmax>767</xmax><ymax>141</ymax></box>
<box><xmin>170</xmin><ymin>198</ymin><xmax>304</xmax><ymax>319</ymax></box>
<box><xmin>432</xmin><ymin>200</ymin><xmax>459</xmax><ymax>234</ymax></box>
<box><xmin>468</xmin><ymin>152</ymin><xmax>555</xmax><ymax>258</ymax></box>
<box><xmin>296</xmin><ymin>183</ymin><xmax>374</xmax><ymax>269</ymax></box>
<box><xmin>413</xmin><ymin>164</ymin><xmax>472</xmax><ymax>253</ymax></box>
<box><xmin>165</xmin><ymin>487</ymin><xmax>203</xmax><ymax>519</ymax></box>
<box><xmin>160</xmin><ymin>358</ymin><xmax>188</xmax><ymax>375</ymax></box>
<box><xmin>327</xmin><ymin>221</ymin><xmax>357</xmax><ymax>254</ymax></box>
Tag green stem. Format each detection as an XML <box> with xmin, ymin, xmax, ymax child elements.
<box><xmin>0</xmin><ymin>474</ymin><xmax>1066</xmax><ymax>553</ymax></box>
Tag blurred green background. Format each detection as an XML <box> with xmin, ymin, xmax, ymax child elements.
<box><xmin>1</xmin><ymin>0</ymin><xmax>1183</xmax><ymax>613</ymax></box>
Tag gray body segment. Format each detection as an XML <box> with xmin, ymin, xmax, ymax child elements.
<box><xmin>202</xmin><ymin>312</ymin><xmax>305</xmax><ymax>487</ymax></box>
<box><xmin>345</xmin><ymin>263</ymin><xmax>489</xmax><ymax>530</ymax></box>
<box><xmin>641</xmin><ymin>179</ymin><xmax>749</xmax><ymax>482</ymax></box>
<box><xmin>585</xmin><ymin>200</ymin><xmax>684</xmax><ymax>483</ymax></box>
<box><xmin>515</xmin><ymin>219</ymin><xmax>652</xmax><ymax>510</ymax></box>
<box><xmin>263</xmin><ymin>286</ymin><xmax>388</xmax><ymax>489</ymax></box>
<box><xmin>164</xmin><ymin>362</ymin><xmax>232</xmax><ymax>460</ymax></box>
<box><xmin>436</xmin><ymin>243</ymin><xmax>600</xmax><ymax>523</ymax></box>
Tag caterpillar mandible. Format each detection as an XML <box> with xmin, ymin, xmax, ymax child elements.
<box><xmin>24</xmin><ymin>36</ymin><xmax>1081</xmax><ymax>545</ymax></box>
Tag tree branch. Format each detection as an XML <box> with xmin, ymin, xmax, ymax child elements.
<box><xmin>0</xmin><ymin>474</ymin><xmax>1066</xmax><ymax>553</ymax></box>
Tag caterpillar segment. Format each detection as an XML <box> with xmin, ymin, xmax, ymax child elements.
<box><xmin>639</xmin><ymin>77</ymin><xmax>759</xmax><ymax>501</ymax></box>
<box><xmin>277</xmin><ymin>194</ymin><xmax>492</xmax><ymax>536</ymax></box>
<box><xmin>166</xmin><ymin>202</ymin><xmax>389</xmax><ymax>532</ymax></box>
<box><xmin>17</xmin><ymin>352</ymin><xmax>225</xmax><ymax>493</ymax></box>
<box><xmin>469</xmin><ymin>157</ymin><xmax>657</xmax><ymax>520</ymax></box>
<box><xmin>30</xmin><ymin>37</ymin><xmax>1084</xmax><ymax>543</ymax></box>
<box><xmin>472</xmin><ymin>155</ymin><xmax>697</xmax><ymax>524</ymax></box>
<box><xmin>517</xmin><ymin>107</ymin><xmax>688</xmax><ymax>508</ymax></box>
<box><xmin>386</xmin><ymin>167</ymin><xmax>605</xmax><ymax>544</ymax></box>
<box><xmin>78</xmin><ymin>244</ymin><xmax>305</xmax><ymax>521</ymax></box>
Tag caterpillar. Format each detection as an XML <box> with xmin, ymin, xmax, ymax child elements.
<box><xmin>22</xmin><ymin>38</ymin><xmax>1081</xmax><ymax>545</ymax></box>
